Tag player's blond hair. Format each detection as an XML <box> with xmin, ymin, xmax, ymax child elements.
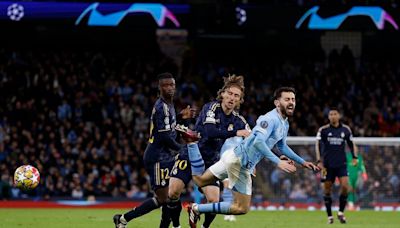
<box><xmin>216</xmin><ymin>74</ymin><xmax>245</xmax><ymax>109</ymax></box>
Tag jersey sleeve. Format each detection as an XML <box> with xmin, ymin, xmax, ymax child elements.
<box><xmin>277</xmin><ymin>137</ymin><xmax>305</xmax><ymax>165</ymax></box>
<box><xmin>155</xmin><ymin>103</ymin><xmax>172</xmax><ymax>132</ymax></box>
<box><xmin>252</xmin><ymin>116</ymin><xmax>281</xmax><ymax>164</ymax></box>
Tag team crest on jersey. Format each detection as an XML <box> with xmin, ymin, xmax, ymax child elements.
<box><xmin>260</xmin><ymin>121</ymin><xmax>268</xmax><ymax>128</ymax></box>
<box><xmin>205</xmin><ymin>110</ymin><xmax>216</xmax><ymax>123</ymax></box>
<box><xmin>341</xmin><ymin>132</ymin><xmax>345</xmax><ymax>138</ymax></box>
<box><xmin>228</xmin><ymin>124</ymin><xmax>234</xmax><ymax>131</ymax></box>
<box><xmin>328</xmin><ymin>132</ymin><xmax>332</xmax><ymax>136</ymax></box>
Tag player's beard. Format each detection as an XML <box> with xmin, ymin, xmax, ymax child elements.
<box><xmin>281</xmin><ymin>104</ymin><xmax>295</xmax><ymax>117</ymax></box>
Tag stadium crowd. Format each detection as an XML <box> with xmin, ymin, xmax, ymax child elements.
<box><xmin>0</xmin><ymin>46</ymin><xmax>399</xmax><ymax>205</ymax></box>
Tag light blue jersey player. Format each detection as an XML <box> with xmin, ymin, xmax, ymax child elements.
<box><xmin>185</xmin><ymin>87</ymin><xmax>319</xmax><ymax>228</ymax></box>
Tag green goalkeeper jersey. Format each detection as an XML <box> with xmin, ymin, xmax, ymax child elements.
<box><xmin>346</xmin><ymin>152</ymin><xmax>366</xmax><ymax>179</ymax></box>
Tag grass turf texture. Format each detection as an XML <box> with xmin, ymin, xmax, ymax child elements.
<box><xmin>0</xmin><ymin>209</ymin><xmax>399</xmax><ymax>227</ymax></box>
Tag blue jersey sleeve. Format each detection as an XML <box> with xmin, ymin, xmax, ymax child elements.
<box><xmin>276</xmin><ymin>139</ymin><xmax>305</xmax><ymax>165</ymax></box>
<box><xmin>252</xmin><ymin>116</ymin><xmax>280</xmax><ymax>164</ymax></box>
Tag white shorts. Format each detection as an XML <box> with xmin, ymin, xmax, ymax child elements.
<box><xmin>209</xmin><ymin>149</ymin><xmax>252</xmax><ymax>195</ymax></box>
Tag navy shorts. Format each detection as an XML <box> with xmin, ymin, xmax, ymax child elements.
<box><xmin>170</xmin><ymin>154</ymin><xmax>220</xmax><ymax>188</ymax></box>
<box><xmin>170</xmin><ymin>154</ymin><xmax>192</xmax><ymax>185</ymax></box>
<box><xmin>322</xmin><ymin>165</ymin><xmax>348</xmax><ymax>182</ymax></box>
<box><xmin>145</xmin><ymin>160</ymin><xmax>175</xmax><ymax>190</ymax></box>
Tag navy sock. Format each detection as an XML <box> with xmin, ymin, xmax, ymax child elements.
<box><xmin>160</xmin><ymin>204</ymin><xmax>171</xmax><ymax>228</ymax></box>
<box><xmin>124</xmin><ymin>197</ymin><xmax>160</xmax><ymax>222</ymax></box>
<box><xmin>339</xmin><ymin>194</ymin><xmax>348</xmax><ymax>212</ymax></box>
<box><xmin>324</xmin><ymin>195</ymin><xmax>333</xmax><ymax>217</ymax></box>
<box><xmin>203</xmin><ymin>213</ymin><xmax>217</xmax><ymax>228</ymax></box>
<box><xmin>169</xmin><ymin>198</ymin><xmax>182</xmax><ymax>227</ymax></box>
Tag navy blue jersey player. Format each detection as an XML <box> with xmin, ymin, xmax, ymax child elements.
<box><xmin>113</xmin><ymin>73</ymin><xmax>195</xmax><ymax>228</ymax></box>
<box><xmin>168</xmin><ymin>75</ymin><xmax>250</xmax><ymax>228</ymax></box>
<box><xmin>316</xmin><ymin>108</ymin><xmax>358</xmax><ymax>224</ymax></box>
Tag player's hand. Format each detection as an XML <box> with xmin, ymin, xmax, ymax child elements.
<box><xmin>279</xmin><ymin>155</ymin><xmax>294</xmax><ymax>165</ymax></box>
<box><xmin>352</xmin><ymin>158</ymin><xmax>358</xmax><ymax>167</ymax></box>
<box><xmin>236</xmin><ymin>129</ymin><xmax>251</xmax><ymax>138</ymax></box>
<box><xmin>362</xmin><ymin>172</ymin><xmax>368</xmax><ymax>181</ymax></box>
<box><xmin>278</xmin><ymin>160</ymin><xmax>296</xmax><ymax>173</ymax></box>
<box><xmin>180</xmin><ymin>105</ymin><xmax>197</xmax><ymax>119</ymax></box>
<box><xmin>302</xmin><ymin>161</ymin><xmax>320</xmax><ymax>171</ymax></box>
<box><xmin>316</xmin><ymin>161</ymin><xmax>324</xmax><ymax>170</ymax></box>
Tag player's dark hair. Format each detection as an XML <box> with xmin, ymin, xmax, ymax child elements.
<box><xmin>157</xmin><ymin>72</ymin><xmax>174</xmax><ymax>81</ymax></box>
<box><xmin>329</xmin><ymin>107</ymin><xmax>339</xmax><ymax>112</ymax></box>
<box><xmin>216</xmin><ymin>74</ymin><xmax>245</xmax><ymax>108</ymax></box>
<box><xmin>274</xmin><ymin>87</ymin><xmax>296</xmax><ymax>100</ymax></box>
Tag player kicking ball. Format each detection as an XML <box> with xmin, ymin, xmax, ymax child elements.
<box><xmin>181</xmin><ymin>87</ymin><xmax>320</xmax><ymax>227</ymax></box>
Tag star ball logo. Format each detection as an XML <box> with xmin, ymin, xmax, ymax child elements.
<box><xmin>7</xmin><ymin>3</ymin><xmax>24</xmax><ymax>21</ymax></box>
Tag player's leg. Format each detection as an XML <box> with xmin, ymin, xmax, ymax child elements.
<box><xmin>322</xmin><ymin>166</ymin><xmax>335</xmax><ymax>224</ymax></box>
<box><xmin>323</xmin><ymin>180</ymin><xmax>334</xmax><ymax>224</ymax></box>
<box><xmin>166</xmin><ymin>177</ymin><xmax>185</xmax><ymax>228</ymax></box>
<box><xmin>113</xmin><ymin>162</ymin><xmax>168</xmax><ymax>228</ymax></box>
<box><xmin>187</xmin><ymin>143</ymin><xmax>205</xmax><ymax>175</ymax></box>
<box><xmin>222</xmin><ymin>179</ymin><xmax>236</xmax><ymax>221</ymax></box>
<box><xmin>190</xmin><ymin>149</ymin><xmax>251</xmax><ymax>216</ymax></box>
<box><xmin>201</xmin><ymin>185</ymin><xmax>220</xmax><ymax>228</ymax></box>
<box><xmin>347</xmin><ymin>176</ymin><xmax>358</xmax><ymax>210</ymax></box>
<box><xmin>166</xmin><ymin>156</ymin><xmax>192</xmax><ymax>228</ymax></box>
<box><xmin>337</xmin><ymin>173</ymin><xmax>350</xmax><ymax>224</ymax></box>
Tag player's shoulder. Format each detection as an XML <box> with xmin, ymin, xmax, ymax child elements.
<box><xmin>342</xmin><ymin>124</ymin><xmax>353</xmax><ymax>133</ymax></box>
<box><xmin>203</xmin><ymin>101</ymin><xmax>220</xmax><ymax>112</ymax></box>
<box><xmin>232</xmin><ymin>110</ymin><xmax>248</xmax><ymax>124</ymax></box>
<box><xmin>317</xmin><ymin>124</ymin><xmax>330</xmax><ymax>132</ymax></box>
<box><xmin>256</xmin><ymin>111</ymin><xmax>277</xmax><ymax>127</ymax></box>
<box><xmin>154</xmin><ymin>98</ymin><xmax>170</xmax><ymax>116</ymax></box>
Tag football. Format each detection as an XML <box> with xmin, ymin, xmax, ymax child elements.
<box><xmin>175</xmin><ymin>124</ymin><xmax>201</xmax><ymax>142</ymax></box>
<box><xmin>14</xmin><ymin>165</ymin><xmax>40</xmax><ymax>191</ymax></box>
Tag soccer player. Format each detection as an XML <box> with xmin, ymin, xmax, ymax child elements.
<box><xmin>185</xmin><ymin>87</ymin><xmax>319</xmax><ymax>227</ymax></box>
<box><xmin>346</xmin><ymin>148</ymin><xmax>367</xmax><ymax>210</ymax></box>
<box><xmin>315</xmin><ymin>108</ymin><xmax>358</xmax><ymax>224</ymax></box>
<box><xmin>113</xmin><ymin>73</ymin><xmax>194</xmax><ymax>228</ymax></box>
<box><xmin>167</xmin><ymin>75</ymin><xmax>251</xmax><ymax>228</ymax></box>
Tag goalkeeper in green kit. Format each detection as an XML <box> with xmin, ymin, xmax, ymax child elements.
<box><xmin>346</xmin><ymin>148</ymin><xmax>368</xmax><ymax>211</ymax></box>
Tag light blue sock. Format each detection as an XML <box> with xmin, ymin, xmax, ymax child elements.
<box><xmin>187</xmin><ymin>143</ymin><xmax>205</xmax><ymax>175</ymax></box>
<box><xmin>222</xmin><ymin>188</ymin><xmax>233</xmax><ymax>203</ymax></box>
<box><xmin>198</xmin><ymin>202</ymin><xmax>231</xmax><ymax>214</ymax></box>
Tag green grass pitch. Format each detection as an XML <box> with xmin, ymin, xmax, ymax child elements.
<box><xmin>0</xmin><ymin>209</ymin><xmax>399</xmax><ymax>227</ymax></box>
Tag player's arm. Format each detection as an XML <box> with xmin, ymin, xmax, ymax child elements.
<box><xmin>276</xmin><ymin>140</ymin><xmax>305</xmax><ymax>165</ymax></box>
<box><xmin>154</xmin><ymin>105</ymin><xmax>181</xmax><ymax>151</ymax></box>
<box><xmin>252</xmin><ymin>119</ymin><xmax>280</xmax><ymax>164</ymax></box>
<box><xmin>359</xmin><ymin>154</ymin><xmax>368</xmax><ymax>181</ymax></box>
<box><xmin>315</xmin><ymin>128</ymin><xmax>324</xmax><ymax>169</ymax></box>
<box><xmin>177</xmin><ymin>105</ymin><xmax>197</xmax><ymax>126</ymax></box>
<box><xmin>252</xmin><ymin>122</ymin><xmax>295</xmax><ymax>173</ymax></box>
<box><xmin>345</xmin><ymin>127</ymin><xmax>358</xmax><ymax>165</ymax></box>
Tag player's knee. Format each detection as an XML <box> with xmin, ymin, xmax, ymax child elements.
<box><xmin>206</xmin><ymin>196</ymin><xmax>219</xmax><ymax>203</ymax></box>
<box><xmin>230</xmin><ymin>204</ymin><xmax>249</xmax><ymax>215</ymax></box>
<box><xmin>168</xmin><ymin>189</ymin><xmax>181</xmax><ymax>200</ymax></box>
<box><xmin>193</xmin><ymin>176</ymin><xmax>206</xmax><ymax>187</ymax></box>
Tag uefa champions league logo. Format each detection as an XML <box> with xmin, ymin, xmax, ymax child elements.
<box><xmin>7</xmin><ymin>3</ymin><xmax>24</xmax><ymax>21</ymax></box>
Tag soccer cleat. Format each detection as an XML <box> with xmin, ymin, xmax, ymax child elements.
<box><xmin>327</xmin><ymin>216</ymin><xmax>334</xmax><ymax>224</ymax></box>
<box><xmin>175</xmin><ymin>124</ymin><xmax>201</xmax><ymax>143</ymax></box>
<box><xmin>224</xmin><ymin>215</ymin><xmax>237</xmax><ymax>222</ymax></box>
<box><xmin>337</xmin><ymin>213</ymin><xmax>347</xmax><ymax>224</ymax></box>
<box><xmin>113</xmin><ymin>214</ymin><xmax>127</xmax><ymax>228</ymax></box>
<box><xmin>187</xmin><ymin>203</ymin><xmax>200</xmax><ymax>228</ymax></box>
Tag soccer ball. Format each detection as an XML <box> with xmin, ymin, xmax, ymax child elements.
<box><xmin>7</xmin><ymin>3</ymin><xmax>24</xmax><ymax>21</ymax></box>
<box><xmin>14</xmin><ymin>165</ymin><xmax>40</xmax><ymax>191</ymax></box>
